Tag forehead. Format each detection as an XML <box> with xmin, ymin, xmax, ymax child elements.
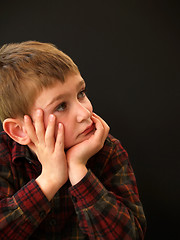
<box><xmin>31</xmin><ymin>73</ymin><xmax>85</xmax><ymax>112</ymax></box>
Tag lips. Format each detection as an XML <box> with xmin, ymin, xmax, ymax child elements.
<box><xmin>81</xmin><ymin>123</ymin><xmax>95</xmax><ymax>136</ymax></box>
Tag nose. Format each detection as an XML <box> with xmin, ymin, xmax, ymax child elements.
<box><xmin>76</xmin><ymin>102</ymin><xmax>92</xmax><ymax>123</ymax></box>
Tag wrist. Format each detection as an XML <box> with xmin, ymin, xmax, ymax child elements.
<box><xmin>36</xmin><ymin>173</ymin><xmax>66</xmax><ymax>201</ymax></box>
<box><xmin>68</xmin><ymin>164</ymin><xmax>88</xmax><ymax>186</ymax></box>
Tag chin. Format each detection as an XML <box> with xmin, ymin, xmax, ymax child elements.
<box><xmin>64</xmin><ymin>140</ymin><xmax>77</xmax><ymax>150</ymax></box>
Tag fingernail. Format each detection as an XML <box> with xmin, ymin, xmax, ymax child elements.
<box><xmin>36</xmin><ymin>109</ymin><xmax>42</xmax><ymax>116</ymax></box>
<box><xmin>49</xmin><ymin>114</ymin><xmax>55</xmax><ymax>121</ymax></box>
<box><xmin>24</xmin><ymin>115</ymin><xmax>28</xmax><ymax>121</ymax></box>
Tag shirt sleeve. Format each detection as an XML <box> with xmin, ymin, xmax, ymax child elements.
<box><xmin>68</xmin><ymin>138</ymin><xmax>146</xmax><ymax>240</ymax></box>
<box><xmin>0</xmin><ymin>177</ymin><xmax>51</xmax><ymax>239</ymax></box>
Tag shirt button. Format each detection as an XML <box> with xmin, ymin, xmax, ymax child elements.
<box><xmin>39</xmin><ymin>211</ymin><xmax>46</xmax><ymax>218</ymax></box>
<box><xmin>72</xmin><ymin>196</ymin><xmax>77</xmax><ymax>202</ymax></box>
<box><xmin>50</xmin><ymin>219</ymin><xmax>56</xmax><ymax>226</ymax></box>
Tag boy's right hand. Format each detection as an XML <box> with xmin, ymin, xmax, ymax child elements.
<box><xmin>24</xmin><ymin>109</ymin><xmax>68</xmax><ymax>201</ymax></box>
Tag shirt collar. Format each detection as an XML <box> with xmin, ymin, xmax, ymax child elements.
<box><xmin>11</xmin><ymin>140</ymin><xmax>39</xmax><ymax>166</ymax></box>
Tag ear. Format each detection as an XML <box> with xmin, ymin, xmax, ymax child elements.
<box><xmin>3</xmin><ymin>118</ymin><xmax>31</xmax><ymax>145</ymax></box>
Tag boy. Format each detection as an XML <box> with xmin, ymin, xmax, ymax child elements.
<box><xmin>0</xmin><ymin>41</ymin><xmax>146</xmax><ymax>239</ymax></box>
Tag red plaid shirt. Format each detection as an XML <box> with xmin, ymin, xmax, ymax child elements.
<box><xmin>0</xmin><ymin>131</ymin><xmax>146</xmax><ymax>239</ymax></box>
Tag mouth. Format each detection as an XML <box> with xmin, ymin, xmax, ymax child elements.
<box><xmin>80</xmin><ymin>123</ymin><xmax>95</xmax><ymax>136</ymax></box>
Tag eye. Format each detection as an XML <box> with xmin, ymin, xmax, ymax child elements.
<box><xmin>78</xmin><ymin>88</ymin><xmax>87</xmax><ymax>99</ymax></box>
<box><xmin>55</xmin><ymin>102</ymin><xmax>67</xmax><ymax>112</ymax></box>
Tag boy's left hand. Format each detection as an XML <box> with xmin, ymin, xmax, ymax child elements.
<box><xmin>67</xmin><ymin>113</ymin><xmax>109</xmax><ymax>185</ymax></box>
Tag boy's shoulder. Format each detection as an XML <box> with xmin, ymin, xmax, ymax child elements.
<box><xmin>106</xmin><ymin>134</ymin><xmax>120</xmax><ymax>145</ymax></box>
<box><xmin>97</xmin><ymin>133</ymin><xmax>128</xmax><ymax>159</ymax></box>
<box><xmin>87</xmin><ymin>134</ymin><xmax>128</xmax><ymax>177</ymax></box>
<box><xmin>104</xmin><ymin>134</ymin><xmax>123</xmax><ymax>151</ymax></box>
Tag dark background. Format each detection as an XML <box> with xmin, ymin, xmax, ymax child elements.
<box><xmin>0</xmin><ymin>0</ymin><xmax>179</xmax><ymax>239</ymax></box>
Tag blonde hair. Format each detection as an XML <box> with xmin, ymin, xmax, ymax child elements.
<box><xmin>0</xmin><ymin>41</ymin><xmax>79</xmax><ymax>122</ymax></box>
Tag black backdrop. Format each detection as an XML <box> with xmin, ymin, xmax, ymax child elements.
<box><xmin>0</xmin><ymin>1</ymin><xmax>179</xmax><ymax>239</ymax></box>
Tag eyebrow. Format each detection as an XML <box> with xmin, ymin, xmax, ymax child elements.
<box><xmin>45</xmin><ymin>80</ymin><xmax>85</xmax><ymax>109</ymax></box>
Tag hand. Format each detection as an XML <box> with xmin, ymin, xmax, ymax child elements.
<box><xmin>66</xmin><ymin>113</ymin><xmax>110</xmax><ymax>185</ymax></box>
<box><xmin>24</xmin><ymin>109</ymin><xmax>68</xmax><ymax>200</ymax></box>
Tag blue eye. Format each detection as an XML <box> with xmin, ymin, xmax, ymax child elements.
<box><xmin>78</xmin><ymin>89</ymin><xmax>86</xmax><ymax>99</ymax></box>
<box><xmin>55</xmin><ymin>102</ymin><xmax>67</xmax><ymax>112</ymax></box>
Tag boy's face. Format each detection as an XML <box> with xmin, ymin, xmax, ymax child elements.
<box><xmin>30</xmin><ymin>73</ymin><xmax>94</xmax><ymax>149</ymax></box>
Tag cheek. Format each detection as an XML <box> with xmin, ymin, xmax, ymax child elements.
<box><xmin>63</xmin><ymin>125</ymin><xmax>75</xmax><ymax>149</ymax></box>
<box><xmin>43</xmin><ymin>117</ymin><xmax>49</xmax><ymax>130</ymax></box>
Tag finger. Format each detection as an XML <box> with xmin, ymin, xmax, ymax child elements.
<box><xmin>45</xmin><ymin>114</ymin><xmax>56</xmax><ymax>149</ymax></box>
<box><xmin>24</xmin><ymin>115</ymin><xmax>38</xmax><ymax>144</ymax></box>
<box><xmin>34</xmin><ymin>109</ymin><xmax>45</xmax><ymax>143</ymax></box>
<box><xmin>92</xmin><ymin>114</ymin><xmax>109</xmax><ymax>142</ymax></box>
<box><xmin>92</xmin><ymin>113</ymin><xmax>110</xmax><ymax>132</ymax></box>
<box><xmin>91</xmin><ymin>116</ymin><xmax>104</xmax><ymax>139</ymax></box>
<box><xmin>55</xmin><ymin>123</ymin><xmax>64</xmax><ymax>151</ymax></box>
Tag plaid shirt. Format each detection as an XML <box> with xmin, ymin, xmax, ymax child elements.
<box><xmin>0</xmin><ymin>131</ymin><xmax>146</xmax><ymax>239</ymax></box>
